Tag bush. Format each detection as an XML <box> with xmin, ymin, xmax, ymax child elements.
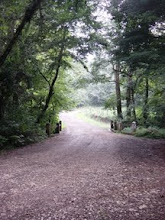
<box><xmin>0</xmin><ymin>135</ymin><xmax>8</xmax><ymax>147</ymax></box>
<box><xmin>135</xmin><ymin>127</ymin><xmax>165</xmax><ymax>139</ymax></box>
<box><xmin>122</xmin><ymin>127</ymin><xmax>133</xmax><ymax>134</ymax></box>
<box><xmin>121</xmin><ymin>126</ymin><xmax>165</xmax><ymax>139</ymax></box>
<box><xmin>0</xmin><ymin>118</ymin><xmax>46</xmax><ymax>150</ymax></box>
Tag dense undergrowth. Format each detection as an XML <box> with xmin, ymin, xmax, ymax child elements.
<box><xmin>78</xmin><ymin>107</ymin><xmax>165</xmax><ymax>139</ymax></box>
<box><xmin>0</xmin><ymin>118</ymin><xmax>47</xmax><ymax>151</ymax></box>
<box><xmin>122</xmin><ymin>127</ymin><xmax>165</xmax><ymax>139</ymax></box>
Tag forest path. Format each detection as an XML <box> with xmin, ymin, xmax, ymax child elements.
<box><xmin>0</xmin><ymin>111</ymin><xmax>165</xmax><ymax>220</ymax></box>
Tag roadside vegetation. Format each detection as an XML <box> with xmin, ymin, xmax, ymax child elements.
<box><xmin>0</xmin><ymin>0</ymin><xmax>97</xmax><ymax>149</ymax></box>
<box><xmin>0</xmin><ymin>0</ymin><xmax>164</xmax><ymax>150</ymax></box>
<box><xmin>76</xmin><ymin>107</ymin><xmax>165</xmax><ymax>139</ymax></box>
<box><xmin>76</xmin><ymin>107</ymin><xmax>110</xmax><ymax>129</ymax></box>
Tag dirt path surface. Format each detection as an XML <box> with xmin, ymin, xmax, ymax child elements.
<box><xmin>0</xmin><ymin>112</ymin><xmax>165</xmax><ymax>220</ymax></box>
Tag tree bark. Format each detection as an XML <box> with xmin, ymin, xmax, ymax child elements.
<box><xmin>114</xmin><ymin>62</ymin><xmax>123</xmax><ymax>119</ymax></box>
<box><xmin>126</xmin><ymin>75</ymin><xmax>131</xmax><ymax>119</ymax></box>
<box><xmin>131</xmin><ymin>86</ymin><xmax>137</xmax><ymax>122</ymax></box>
<box><xmin>143</xmin><ymin>76</ymin><xmax>149</xmax><ymax>125</ymax></box>
<box><xmin>126</xmin><ymin>72</ymin><xmax>137</xmax><ymax>121</ymax></box>
<box><xmin>0</xmin><ymin>0</ymin><xmax>43</xmax><ymax>68</ymax></box>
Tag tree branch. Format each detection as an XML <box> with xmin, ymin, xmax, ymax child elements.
<box><xmin>36</xmin><ymin>29</ymin><xmax>66</xmax><ymax>123</ymax></box>
<box><xmin>38</xmin><ymin>68</ymin><xmax>51</xmax><ymax>87</ymax></box>
<box><xmin>0</xmin><ymin>0</ymin><xmax>44</xmax><ymax>68</ymax></box>
<box><xmin>69</xmin><ymin>52</ymin><xmax>89</xmax><ymax>72</ymax></box>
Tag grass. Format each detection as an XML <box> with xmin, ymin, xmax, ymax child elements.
<box><xmin>121</xmin><ymin>127</ymin><xmax>133</xmax><ymax>135</ymax></box>
<box><xmin>76</xmin><ymin>107</ymin><xmax>165</xmax><ymax>139</ymax></box>
<box><xmin>122</xmin><ymin>126</ymin><xmax>165</xmax><ymax>139</ymax></box>
<box><xmin>77</xmin><ymin>106</ymin><xmax>115</xmax><ymax>120</ymax></box>
<box><xmin>76</xmin><ymin>111</ymin><xmax>110</xmax><ymax>129</ymax></box>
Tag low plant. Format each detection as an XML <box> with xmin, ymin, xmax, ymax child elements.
<box><xmin>135</xmin><ymin>127</ymin><xmax>165</xmax><ymax>139</ymax></box>
<box><xmin>0</xmin><ymin>118</ymin><xmax>46</xmax><ymax>151</ymax></box>
<box><xmin>121</xmin><ymin>127</ymin><xmax>133</xmax><ymax>134</ymax></box>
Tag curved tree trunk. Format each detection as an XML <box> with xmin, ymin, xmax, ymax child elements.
<box><xmin>36</xmin><ymin>46</ymin><xmax>64</xmax><ymax>123</ymax></box>
<box><xmin>36</xmin><ymin>29</ymin><xmax>66</xmax><ymax>123</ymax></box>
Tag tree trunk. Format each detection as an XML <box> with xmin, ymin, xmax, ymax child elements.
<box><xmin>36</xmin><ymin>48</ymin><xmax>64</xmax><ymax>123</ymax></box>
<box><xmin>0</xmin><ymin>0</ymin><xmax>43</xmax><ymax>68</ymax></box>
<box><xmin>126</xmin><ymin>75</ymin><xmax>131</xmax><ymax>119</ymax></box>
<box><xmin>131</xmin><ymin>86</ymin><xmax>137</xmax><ymax>122</ymax></box>
<box><xmin>127</xmin><ymin>72</ymin><xmax>137</xmax><ymax>121</ymax></box>
<box><xmin>114</xmin><ymin>62</ymin><xmax>123</xmax><ymax>119</ymax></box>
<box><xmin>143</xmin><ymin>76</ymin><xmax>149</xmax><ymax>126</ymax></box>
<box><xmin>36</xmin><ymin>28</ymin><xmax>66</xmax><ymax>123</ymax></box>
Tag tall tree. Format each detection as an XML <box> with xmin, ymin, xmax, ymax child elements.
<box><xmin>113</xmin><ymin>62</ymin><xmax>123</xmax><ymax>119</ymax></box>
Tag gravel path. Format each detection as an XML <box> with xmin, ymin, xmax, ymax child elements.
<box><xmin>0</xmin><ymin>112</ymin><xmax>165</xmax><ymax>220</ymax></box>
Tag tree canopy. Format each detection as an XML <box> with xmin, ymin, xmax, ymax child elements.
<box><xmin>0</xmin><ymin>0</ymin><xmax>164</xmax><ymax>148</ymax></box>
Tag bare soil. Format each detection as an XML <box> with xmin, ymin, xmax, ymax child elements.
<box><xmin>0</xmin><ymin>112</ymin><xmax>165</xmax><ymax>220</ymax></box>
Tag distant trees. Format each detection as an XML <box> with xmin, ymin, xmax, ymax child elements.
<box><xmin>102</xmin><ymin>0</ymin><xmax>165</xmax><ymax>126</ymax></box>
<box><xmin>79</xmin><ymin>0</ymin><xmax>165</xmax><ymax>126</ymax></box>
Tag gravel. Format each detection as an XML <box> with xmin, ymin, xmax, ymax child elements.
<box><xmin>0</xmin><ymin>112</ymin><xmax>165</xmax><ymax>220</ymax></box>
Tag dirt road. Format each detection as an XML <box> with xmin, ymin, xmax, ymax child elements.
<box><xmin>0</xmin><ymin>112</ymin><xmax>165</xmax><ymax>220</ymax></box>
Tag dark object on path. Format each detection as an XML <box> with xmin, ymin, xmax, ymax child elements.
<box><xmin>111</xmin><ymin>120</ymin><xmax>121</xmax><ymax>131</ymax></box>
<box><xmin>55</xmin><ymin>123</ymin><xmax>60</xmax><ymax>133</ymax></box>
<box><xmin>59</xmin><ymin>121</ymin><xmax>62</xmax><ymax>131</ymax></box>
<box><xmin>113</xmin><ymin>121</ymin><xmax>117</xmax><ymax>130</ymax></box>
<box><xmin>0</xmin><ymin>112</ymin><xmax>165</xmax><ymax>220</ymax></box>
<box><xmin>110</xmin><ymin>120</ymin><xmax>114</xmax><ymax>130</ymax></box>
<box><xmin>46</xmin><ymin>123</ymin><xmax>51</xmax><ymax>136</ymax></box>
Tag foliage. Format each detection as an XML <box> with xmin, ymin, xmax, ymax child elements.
<box><xmin>78</xmin><ymin>106</ymin><xmax>114</xmax><ymax>121</ymax></box>
<box><xmin>0</xmin><ymin>0</ymin><xmax>100</xmax><ymax>149</ymax></box>
<box><xmin>121</xmin><ymin>126</ymin><xmax>165</xmax><ymax>139</ymax></box>
<box><xmin>135</xmin><ymin>127</ymin><xmax>165</xmax><ymax>139</ymax></box>
<box><xmin>0</xmin><ymin>0</ymin><xmax>164</xmax><ymax>151</ymax></box>
<box><xmin>104</xmin><ymin>95</ymin><xmax>116</xmax><ymax>110</ymax></box>
<box><xmin>85</xmin><ymin>0</ymin><xmax>165</xmax><ymax>128</ymax></box>
<box><xmin>121</xmin><ymin>127</ymin><xmax>133</xmax><ymax>135</ymax></box>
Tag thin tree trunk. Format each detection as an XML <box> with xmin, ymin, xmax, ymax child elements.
<box><xmin>143</xmin><ymin>76</ymin><xmax>149</xmax><ymax>125</ymax></box>
<box><xmin>114</xmin><ymin>62</ymin><xmax>123</xmax><ymax>119</ymax></box>
<box><xmin>126</xmin><ymin>72</ymin><xmax>137</xmax><ymax>121</ymax></box>
<box><xmin>36</xmin><ymin>28</ymin><xmax>66</xmax><ymax>123</ymax></box>
<box><xmin>0</xmin><ymin>0</ymin><xmax>43</xmax><ymax>68</ymax></box>
<box><xmin>131</xmin><ymin>86</ymin><xmax>137</xmax><ymax>122</ymax></box>
<box><xmin>126</xmin><ymin>75</ymin><xmax>131</xmax><ymax>119</ymax></box>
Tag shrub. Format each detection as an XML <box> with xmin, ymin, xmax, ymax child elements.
<box><xmin>0</xmin><ymin>135</ymin><xmax>8</xmax><ymax>147</ymax></box>
<box><xmin>122</xmin><ymin>127</ymin><xmax>133</xmax><ymax>134</ymax></box>
<box><xmin>0</xmin><ymin>118</ymin><xmax>46</xmax><ymax>150</ymax></box>
<box><xmin>135</xmin><ymin>127</ymin><xmax>165</xmax><ymax>139</ymax></box>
